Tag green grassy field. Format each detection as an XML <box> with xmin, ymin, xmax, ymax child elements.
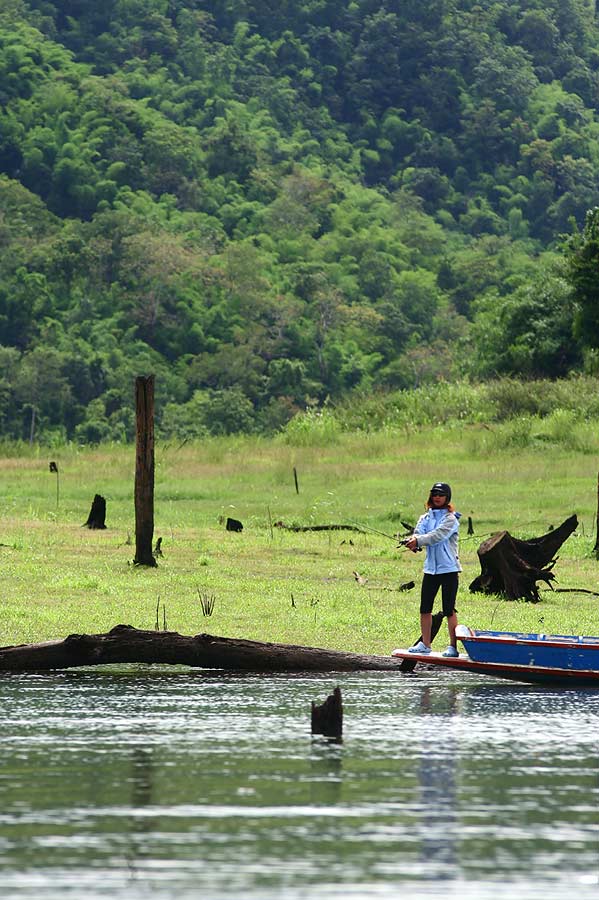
<box><xmin>1</xmin><ymin>426</ymin><xmax>598</xmax><ymax>653</ymax></box>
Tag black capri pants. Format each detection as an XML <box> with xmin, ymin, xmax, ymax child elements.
<box><xmin>420</xmin><ymin>572</ymin><xmax>459</xmax><ymax>617</ymax></box>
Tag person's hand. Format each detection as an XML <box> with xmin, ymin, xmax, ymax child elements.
<box><xmin>405</xmin><ymin>536</ymin><xmax>418</xmax><ymax>552</ymax></box>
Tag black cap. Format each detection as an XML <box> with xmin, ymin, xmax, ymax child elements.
<box><xmin>430</xmin><ymin>482</ymin><xmax>451</xmax><ymax>501</ymax></box>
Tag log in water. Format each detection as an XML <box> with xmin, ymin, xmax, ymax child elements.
<box><xmin>0</xmin><ymin>625</ymin><xmax>406</xmax><ymax>673</ymax></box>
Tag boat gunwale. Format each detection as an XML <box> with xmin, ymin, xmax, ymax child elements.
<box><xmin>390</xmin><ymin>649</ymin><xmax>599</xmax><ymax>684</ymax></box>
<box><xmin>462</xmin><ymin>634</ymin><xmax>599</xmax><ymax>650</ymax></box>
<box><xmin>457</xmin><ymin>627</ymin><xmax>599</xmax><ymax>650</ymax></box>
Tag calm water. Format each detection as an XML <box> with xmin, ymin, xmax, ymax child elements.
<box><xmin>0</xmin><ymin>667</ymin><xmax>597</xmax><ymax>899</ymax></box>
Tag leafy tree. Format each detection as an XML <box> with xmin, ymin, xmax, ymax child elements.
<box><xmin>14</xmin><ymin>346</ymin><xmax>75</xmax><ymax>441</ymax></box>
<box><xmin>0</xmin><ymin>345</ymin><xmax>21</xmax><ymax>435</ymax></box>
<box><xmin>564</xmin><ymin>207</ymin><xmax>599</xmax><ymax>350</ymax></box>
<box><xmin>470</xmin><ymin>270</ymin><xmax>578</xmax><ymax>378</ymax></box>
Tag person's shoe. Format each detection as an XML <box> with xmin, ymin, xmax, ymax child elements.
<box><xmin>408</xmin><ymin>641</ymin><xmax>431</xmax><ymax>654</ymax></box>
<box><xmin>442</xmin><ymin>646</ymin><xmax>459</xmax><ymax>658</ymax></box>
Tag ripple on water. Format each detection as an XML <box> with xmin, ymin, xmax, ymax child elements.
<box><xmin>0</xmin><ymin>670</ymin><xmax>597</xmax><ymax>900</ymax></box>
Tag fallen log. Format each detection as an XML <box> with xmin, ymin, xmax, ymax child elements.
<box><xmin>469</xmin><ymin>514</ymin><xmax>578</xmax><ymax>602</ymax></box>
<box><xmin>0</xmin><ymin>625</ymin><xmax>407</xmax><ymax>673</ymax></box>
<box><xmin>275</xmin><ymin>522</ymin><xmax>365</xmax><ymax>533</ymax></box>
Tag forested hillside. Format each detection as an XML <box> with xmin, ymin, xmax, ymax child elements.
<box><xmin>1</xmin><ymin>0</ymin><xmax>599</xmax><ymax>442</ymax></box>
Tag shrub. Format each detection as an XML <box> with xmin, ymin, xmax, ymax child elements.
<box><xmin>280</xmin><ymin>407</ymin><xmax>341</xmax><ymax>446</ymax></box>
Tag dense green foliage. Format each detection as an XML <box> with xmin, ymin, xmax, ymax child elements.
<box><xmin>565</xmin><ymin>205</ymin><xmax>599</xmax><ymax>356</ymax></box>
<box><xmin>1</xmin><ymin>0</ymin><xmax>599</xmax><ymax>441</ymax></box>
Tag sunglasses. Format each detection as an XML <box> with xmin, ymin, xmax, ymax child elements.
<box><xmin>430</xmin><ymin>490</ymin><xmax>446</xmax><ymax>497</ymax></box>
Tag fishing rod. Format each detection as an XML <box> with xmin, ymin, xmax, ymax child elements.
<box><xmin>352</xmin><ymin>522</ymin><xmax>401</xmax><ymax>542</ymax></box>
<box><xmin>352</xmin><ymin>522</ymin><xmax>421</xmax><ymax>550</ymax></box>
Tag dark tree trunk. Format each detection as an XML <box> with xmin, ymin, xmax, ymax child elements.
<box><xmin>469</xmin><ymin>515</ymin><xmax>578</xmax><ymax>602</ymax></box>
<box><xmin>83</xmin><ymin>494</ymin><xmax>106</xmax><ymax>529</ymax></box>
<box><xmin>0</xmin><ymin>626</ymin><xmax>408</xmax><ymax>673</ymax></box>
<box><xmin>134</xmin><ymin>375</ymin><xmax>157</xmax><ymax>567</ymax></box>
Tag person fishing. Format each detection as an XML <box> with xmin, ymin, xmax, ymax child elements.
<box><xmin>406</xmin><ymin>482</ymin><xmax>461</xmax><ymax>657</ymax></box>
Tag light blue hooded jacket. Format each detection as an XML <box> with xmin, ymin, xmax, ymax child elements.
<box><xmin>413</xmin><ymin>508</ymin><xmax>461</xmax><ymax>575</ymax></box>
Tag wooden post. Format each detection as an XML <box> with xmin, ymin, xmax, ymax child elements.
<box><xmin>134</xmin><ymin>375</ymin><xmax>157</xmax><ymax>567</ymax></box>
<box><xmin>267</xmin><ymin>506</ymin><xmax>274</xmax><ymax>540</ymax></box>
<box><xmin>49</xmin><ymin>461</ymin><xmax>59</xmax><ymax>508</ymax></box>
<box><xmin>293</xmin><ymin>467</ymin><xmax>299</xmax><ymax>494</ymax></box>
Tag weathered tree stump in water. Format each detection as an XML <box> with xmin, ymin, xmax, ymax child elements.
<box><xmin>0</xmin><ymin>626</ymin><xmax>409</xmax><ymax>673</ymax></box>
<box><xmin>469</xmin><ymin>514</ymin><xmax>578</xmax><ymax>603</ymax></box>
<box><xmin>311</xmin><ymin>686</ymin><xmax>343</xmax><ymax>739</ymax></box>
<box><xmin>84</xmin><ymin>494</ymin><xmax>106</xmax><ymax>529</ymax></box>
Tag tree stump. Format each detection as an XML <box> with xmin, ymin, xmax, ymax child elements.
<box><xmin>469</xmin><ymin>514</ymin><xmax>578</xmax><ymax>603</ymax></box>
<box><xmin>226</xmin><ymin>517</ymin><xmax>243</xmax><ymax>532</ymax></box>
<box><xmin>84</xmin><ymin>494</ymin><xmax>106</xmax><ymax>529</ymax></box>
<box><xmin>311</xmin><ymin>686</ymin><xmax>343</xmax><ymax>739</ymax></box>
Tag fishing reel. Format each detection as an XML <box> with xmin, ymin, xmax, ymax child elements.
<box><xmin>397</xmin><ymin>538</ymin><xmax>422</xmax><ymax>551</ymax></box>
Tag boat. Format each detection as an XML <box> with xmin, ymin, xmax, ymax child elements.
<box><xmin>456</xmin><ymin>625</ymin><xmax>599</xmax><ymax>669</ymax></box>
<box><xmin>391</xmin><ymin>624</ymin><xmax>599</xmax><ymax>686</ymax></box>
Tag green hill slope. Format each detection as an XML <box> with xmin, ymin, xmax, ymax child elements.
<box><xmin>0</xmin><ymin>0</ymin><xmax>597</xmax><ymax>441</ymax></box>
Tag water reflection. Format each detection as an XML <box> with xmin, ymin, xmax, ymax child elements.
<box><xmin>129</xmin><ymin>749</ymin><xmax>154</xmax><ymax>808</ymax></box>
<box><xmin>417</xmin><ymin>686</ymin><xmax>459</xmax><ymax>880</ymax></box>
<box><xmin>0</xmin><ymin>670</ymin><xmax>596</xmax><ymax>899</ymax></box>
<box><xmin>309</xmin><ymin>741</ymin><xmax>343</xmax><ymax>805</ymax></box>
